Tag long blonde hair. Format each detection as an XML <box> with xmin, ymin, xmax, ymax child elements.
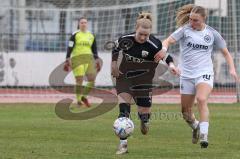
<box><xmin>176</xmin><ymin>4</ymin><xmax>207</xmax><ymax>27</ymax></box>
<box><xmin>136</xmin><ymin>12</ymin><xmax>152</xmax><ymax>29</ymax></box>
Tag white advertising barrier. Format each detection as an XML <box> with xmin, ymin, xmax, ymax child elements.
<box><xmin>0</xmin><ymin>52</ymin><xmax>113</xmax><ymax>87</ymax></box>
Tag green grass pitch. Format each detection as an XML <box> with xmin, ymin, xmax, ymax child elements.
<box><xmin>0</xmin><ymin>103</ymin><xmax>239</xmax><ymax>159</ymax></box>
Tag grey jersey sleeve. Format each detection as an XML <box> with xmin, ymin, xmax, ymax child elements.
<box><xmin>213</xmin><ymin>30</ymin><xmax>226</xmax><ymax>49</ymax></box>
<box><xmin>170</xmin><ymin>27</ymin><xmax>184</xmax><ymax>41</ymax></box>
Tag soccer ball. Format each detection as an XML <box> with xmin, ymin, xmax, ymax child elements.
<box><xmin>113</xmin><ymin>117</ymin><xmax>134</xmax><ymax>138</ymax></box>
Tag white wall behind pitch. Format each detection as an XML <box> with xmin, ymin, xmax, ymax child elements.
<box><xmin>0</xmin><ymin>52</ymin><xmax>113</xmax><ymax>87</ymax></box>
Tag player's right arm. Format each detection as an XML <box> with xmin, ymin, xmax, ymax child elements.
<box><xmin>64</xmin><ymin>33</ymin><xmax>76</xmax><ymax>72</ymax></box>
<box><xmin>111</xmin><ymin>37</ymin><xmax>123</xmax><ymax>78</ymax></box>
<box><xmin>154</xmin><ymin>27</ymin><xmax>185</xmax><ymax>76</ymax></box>
<box><xmin>154</xmin><ymin>26</ymin><xmax>184</xmax><ymax>62</ymax></box>
<box><xmin>157</xmin><ymin>37</ymin><xmax>180</xmax><ymax>76</ymax></box>
<box><xmin>154</xmin><ymin>37</ymin><xmax>176</xmax><ymax>62</ymax></box>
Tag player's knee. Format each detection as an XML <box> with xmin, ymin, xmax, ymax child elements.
<box><xmin>87</xmin><ymin>74</ymin><xmax>96</xmax><ymax>81</ymax></box>
<box><xmin>118</xmin><ymin>103</ymin><xmax>131</xmax><ymax>118</ymax></box>
<box><xmin>75</xmin><ymin>77</ymin><xmax>83</xmax><ymax>85</ymax></box>
<box><xmin>196</xmin><ymin>95</ymin><xmax>208</xmax><ymax>105</ymax></box>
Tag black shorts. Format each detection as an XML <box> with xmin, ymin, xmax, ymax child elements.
<box><xmin>116</xmin><ymin>74</ymin><xmax>153</xmax><ymax>107</ymax></box>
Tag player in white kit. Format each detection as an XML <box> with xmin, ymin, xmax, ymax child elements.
<box><xmin>154</xmin><ymin>4</ymin><xmax>239</xmax><ymax>148</ymax></box>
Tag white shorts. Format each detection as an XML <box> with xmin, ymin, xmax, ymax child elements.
<box><xmin>180</xmin><ymin>74</ymin><xmax>214</xmax><ymax>95</ymax></box>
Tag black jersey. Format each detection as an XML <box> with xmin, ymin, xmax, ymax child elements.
<box><xmin>112</xmin><ymin>32</ymin><xmax>162</xmax><ymax>79</ymax></box>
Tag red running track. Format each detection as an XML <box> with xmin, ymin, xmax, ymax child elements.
<box><xmin>0</xmin><ymin>88</ymin><xmax>238</xmax><ymax>104</ymax></box>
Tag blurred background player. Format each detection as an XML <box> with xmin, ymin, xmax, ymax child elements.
<box><xmin>9</xmin><ymin>58</ymin><xmax>19</xmax><ymax>86</ymax></box>
<box><xmin>64</xmin><ymin>17</ymin><xmax>102</xmax><ymax>107</ymax></box>
<box><xmin>112</xmin><ymin>12</ymin><xmax>178</xmax><ymax>155</ymax></box>
<box><xmin>0</xmin><ymin>54</ymin><xmax>5</xmax><ymax>83</ymax></box>
<box><xmin>154</xmin><ymin>4</ymin><xmax>240</xmax><ymax>148</ymax></box>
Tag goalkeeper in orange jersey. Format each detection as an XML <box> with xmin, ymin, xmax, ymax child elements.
<box><xmin>64</xmin><ymin>17</ymin><xmax>102</xmax><ymax>107</ymax></box>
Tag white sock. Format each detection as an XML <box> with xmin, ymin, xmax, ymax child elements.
<box><xmin>199</xmin><ymin>122</ymin><xmax>209</xmax><ymax>134</ymax></box>
<box><xmin>120</xmin><ymin>139</ymin><xmax>127</xmax><ymax>145</ymax></box>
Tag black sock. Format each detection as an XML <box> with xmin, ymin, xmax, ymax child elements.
<box><xmin>138</xmin><ymin>113</ymin><xmax>150</xmax><ymax>123</ymax></box>
<box><xmin>118</xmin><ymin>103</ymin><xmax>131</xmax><ymax>118</ymax></box>
<box><xmin>120</xmin><ymin>137</ymin><xmax>127</xmax><ymax>140</ymax></box>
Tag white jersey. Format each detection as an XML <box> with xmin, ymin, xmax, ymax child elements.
<box><xmin>171</xmin><ymin>24</ymin><xmax>226</xmax><ymax>78</ymax></box>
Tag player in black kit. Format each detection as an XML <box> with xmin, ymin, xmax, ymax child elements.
<box><xmin>112</xmin><ymin>12</ymin><xmax>179</xmax><ymax>155</ymax></box>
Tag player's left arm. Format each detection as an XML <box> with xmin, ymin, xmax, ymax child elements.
<box><xmin>220</xmin><ymin>48</ymin><xmax>239</xmax><ymax>82</ymax></box>
<box><xmin>91</xmin><ymin>35</ymin><xmax>102</xmax><ymax>72</ymax></box>
<box><xmin>213</xmin><ymin>30</ymin><xmax>239</xmax><ymax>82</ymax></box>
<box><xmin>91</xmin><ymin>36</ymin><xmax>98</xmax><ymax>59</ymax></box>
<box><xmin>155</xmin><ymin>38</ymin><xmax>179</xmax><ymax>75</ymax></box>
<box><xmin>163</xmin><ymin>53</ymin><xmax>180</xmax><ymax>76</ymax></box>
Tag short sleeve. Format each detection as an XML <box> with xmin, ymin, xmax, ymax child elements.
<box><xmin>213</xmin><ymin>30</ymin><xmax>226</xmax><ymax>49</ymax></box>
<box><xmin>156</xmin><ymin>39</ymin><xmax>162</xmax><ymax>52</ymax></box>
<box><xmin>170</xmin><ymin>27</ymin><xmax>184</xmax><ymax>41</ymax></box>
<box><xmin>112</xmin><ymin>37</ymin><xmax>122</xmax><ymax>61</ymax></box>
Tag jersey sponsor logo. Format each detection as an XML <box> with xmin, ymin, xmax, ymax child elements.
<box><xmin>142</xmin><ymin>50</ymin><xmax>149</xmax><ymax>57</ymax></box>
<box><xmin>125</xmin><ymin>54</ymin><xmax>144</xmax><ymax>63</ymax></box>
<box><xmin>202</xmin><ymin>74</ymin><xmax>211</xmax><ymax>81</ymax></box>
<box><xmin>204</xmin><ymin>34</ymin><xmax>211</xmax><ymax>43</ymax></box>
<box><xmin>88</xmin><ymin>36</ymin><xmax>93</xmax><ymax>41</ymax></box>
<box><xmin>187</xmin><ymin>42</ymin><xmax>208</xmax><ymax>50</ymax></box>
<box><xmin>78</xmin><ymin>41</ymin><xmax>91</xmax><ymax>46</ymax></box>
<box><xmin>118</xmin><ymin>38</ymin><xmax>134</xmax><ymax>51</ymax></box>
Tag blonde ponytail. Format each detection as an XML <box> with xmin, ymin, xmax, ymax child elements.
<box><xmin>176</xmin><ymin>4</ymin><xmax>208</xmax><ymax>27</ymax></box>
<box><xmin>136</xmin><ymin>12</ymin><xmax>152</xmax><ymax>29</ymax></box>
<box><xmin>176</xmin><ymin>4</ymin><xmax>195</xmax><ymax>27</ymax></box>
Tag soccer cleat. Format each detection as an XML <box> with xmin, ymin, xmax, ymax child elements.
<box><xmin>140</xmin><ymin>121</ymin><xmax>149</xmax><ymax>135</ymax></box>
<box><xmin>81</xmin><ymin>96</ymin><xmax>91</xmax><ymax>107</ymax></box>
<box><xmin>192</xmin><ymin>125</ymin><xmax>200</xmax><ymax>144</ymax></box>
<box><xmin>200</xmin><ymin>133</ymin><xmax>208</xmax><ymax>148</ymax></box>
<box><xmin>116</xmin><ymin>143</ymin><xmax>128</xmax><ymax>155</ymax></box>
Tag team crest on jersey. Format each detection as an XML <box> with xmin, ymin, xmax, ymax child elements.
<box><xmin>88</xmin><ymin>36</ymin><xmax>93</xmax><ymax>41</ymax></box>
<box><xmin>204</xmin><ymin>34</ymin><xmax>211</xmax><ymax>43</ymax></box>
<box><xmin>142</xmin><ymin>50</ymin><xmax>149</xmax><ymax>57</ymax></box>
